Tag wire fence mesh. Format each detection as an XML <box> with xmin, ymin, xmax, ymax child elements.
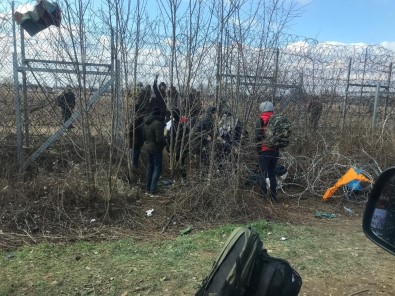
<box><xmin>1</xmin><ymin>0</ymin><xmax>394</xmax><ymax>192</ymax></box>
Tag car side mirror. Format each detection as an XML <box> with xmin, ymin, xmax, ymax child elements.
<box><xmin>363</xmin><ymin>167</ymin><xmax>395</xmax><ymax>255</ymax></box>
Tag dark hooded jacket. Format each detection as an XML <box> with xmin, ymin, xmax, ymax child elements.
<box><xmin>194</xmin><ymin>106</ymin><xmax>216</xmax><ymax>136</ymax></box>
<box><xmin>152</xmin><ymin>77</ymin><xmax>168</xmax><ymax>117</ymax></box>
<box><xmin>167</xmin><ymin>109</ymin><xmax>190</xmax><ymax>156</ymax></box>
<box><xmin>57</xmin><ymin>90</ymin><xmax>76</xmax><ymax>110</ymax></box>
<box><xmin>143</xmin><ymin>113</ymin><xmax>166</xmax><ymax>153</ymax></box>
<box><xmin>129</xmin><ymin>112</ymin><xmax>145</xmax><ymax>149</ymax></box>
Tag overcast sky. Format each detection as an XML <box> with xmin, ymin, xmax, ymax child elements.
<box><xmin>290</xmin><ymin>0</ymin><xmax>395</xmax><ymax>49</ymax></box>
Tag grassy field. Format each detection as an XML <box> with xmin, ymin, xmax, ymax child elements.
<box><xmin>1</xmin><ymin>215</ymin><xmax>394</xmax><ymax>296</ymax></box>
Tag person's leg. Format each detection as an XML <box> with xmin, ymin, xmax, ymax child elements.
<box><xmin>215</xmin><ymin>144</ymin><xmax>224</xmax><ymax>172</ymax></box>
<box><xmin>146</xmin><ymin>152</ymin><xmax>154</xmax><ymax>193</ymax></box>
<box><xmin>64</xmin><ymin>108</ymin><xmax>72</xmax><ymax>123</ymax></box>
<box><xmin>309</xmin><ymin>113</ymin><xmax>315</xmax><ymax>130</ymax></box>
<box><xmin>313</xmin><ymin>115</ymin><xmax>319</xmax><ymax>130</ymax></box>
<box><xmin>61</xmin><ymin>108</ymin><xmax>66</xmax><ymax>123</ymax></box>
<box><xmin>201</xmin><ymin>142</ymin><xmax>210</xmax><ymax>165</ymax></box>
<box><xmin>149</xmin><ymin>151</ymin><xmax>163</xmax><ymax>194</ymax></box>
<box><xmin>221</xmin><ymin>144</ymin><xmax>232</xmax><ymax>174</ymax></box>
<box><xmin>64</xmin><ymin>108</ymin><xmax>74</xmax><ymax>128</ymax></box>
<box><xmin>267</xmin><ymin>150</ymin><xmax>280</xmax><ymax>201</ymax></box>
<box><xmin>180</xmin><ymin>150</ymin><xmax>188</xmax><ymax>181</ymax></box>
<box><xmin>258</xmin><ymin>152</ymin><xmax>269</xmax><ymax>195</ymax></box>
<box><xmin>131</xmin><ymin>146</ymin><xmax>141</xmax><ymax>169</ymax></box>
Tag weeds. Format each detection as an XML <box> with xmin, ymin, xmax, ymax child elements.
<box><xmin>1</xmin><ymin>219</ymin><xmax>394</xmax><ymax>295</ymax></box>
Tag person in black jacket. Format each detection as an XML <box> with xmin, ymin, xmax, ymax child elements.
<box><xmin>193</xmin><ymin>106</ymin><xmax>216</xmax><ymax>164</ymax></box>
<box><xmin>152</xmin><ymin>74</ymin><xmax>168</xmax><ymax>117</ymax></box>
<box><xmin>129</xmin><ymin>104</ymin><xmax>145</xmax><ymax>170</ymax></box>
<box><xmin>307</xmin><ymin>96</ymin><xmax>322</xmax><ymax>131</ymax></box>
<box><xmin>166</xmin><ymin>108</ymin><xmax>190</xmax><ymax>183</ymax></box>
<box><xmin>216</xmin><ymin>111</ymin><xmax>243</xmax><ymax>172</ymax></box>
<box><xmin>135</xmin><ymin>83</ymin><xmax>152</xmax><ymax>116</ymax></box>
<box><xmin>143</xmin><ymin>106</ymin><xmax>166</xmax><ymax>196</ymax></box>
<box><xmin>56</xmin><ymin>86</ymin><xmax>76</xmax><ymax>128</ymax></box>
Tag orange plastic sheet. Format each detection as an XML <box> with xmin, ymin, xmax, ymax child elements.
<box><xmin>323</xmin><ymin>167</ymin><xmax>371</xmax><ymax>201</ymax></box>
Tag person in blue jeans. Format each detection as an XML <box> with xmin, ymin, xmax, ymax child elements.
<box><xmin>255</xmin><ymin>101</ymin><xmax>280</xmax><ymax>202</ymax></box>
<box><xmin>143</xmin><ymin>106</ymin><xmax>166</xmax><ymax>196</ymax></box>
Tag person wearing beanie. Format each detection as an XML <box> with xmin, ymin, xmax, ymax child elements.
<box><xmin>259</xmin><ymin>101</ymin><xmax>274</xmax><ymax>113</ymax></box>
<box><xmin>255</xmin><ymin>100</ymin><xmax>279</xmax><ymax>202</ymax></box>
<box><xmin>143</xmin><ymin>106</ymin><xmax>166</xmax><ymax>196</ymax></box>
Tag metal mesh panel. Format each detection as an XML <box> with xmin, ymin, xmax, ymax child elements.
<box><xmin>0</xmin><ymin>1</ymin><xmax>394</xmax><ymax>170</ymax></box>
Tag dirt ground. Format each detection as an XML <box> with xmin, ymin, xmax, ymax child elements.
<box><xmin>107</xmin><ymin>185</ymin><xmax>395</xmax><ymax>296</ymax></box>
<box><xmin>1</xmin><ymin>178</ymin><xmax>394</xmax><ymax>295</ymax></box>
<box><xmin>294</xmin><ymin>218</ymin><xmax>395</xmax><ymax>296</ymax></box>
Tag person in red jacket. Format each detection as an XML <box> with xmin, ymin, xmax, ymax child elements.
<box><xmin>255</xmin><ymin>101</ymin><xmax>279</xmax><ymax>202</ymax></box>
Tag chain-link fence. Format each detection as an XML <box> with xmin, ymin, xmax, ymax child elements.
<box><xmin>1</xmin><ymin>0</ymin><xmax>394</xmax><ymax>177</ymax></box>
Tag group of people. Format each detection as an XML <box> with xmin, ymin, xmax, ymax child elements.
<box><xmin>128</xmin><ymin>76</ymin><xmax>249</xmax><ymax>197</ymax></box>
<box><xmin>193</xmin><ymin>102</ymin><xmax>244</xmax><ymax>171</ymax></box>
<box><xmin>190</xmin><ymin>99</ymin><xmax>283</xmax><ymax>202</ymax></box>
<box><xmin>129</xmin><ymin>75</ymin><xmax>194</xmax><ymax>196</ymax></box>
<box><xmin>54</xmin><ymin>77</ymin><xmax>291</xmax><ymax>202</ymax></box>
<box><xmin>128</xmin><ymin>76</ymin><xmax>285</xmax><ymax>202</ymax></box>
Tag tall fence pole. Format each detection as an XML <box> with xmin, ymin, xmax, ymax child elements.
<box><xmin>295</xmin><ymin>73</ymin><xmax>303</xmax><ymax>128</ymax></box>
<box><xmin>372</xmin><ymin>83</ymin><xmax>380</xmax><ymax>130</ymax></box>
<box><xmin>384</xmin><ymin>62</ymin><xmax>392</xmax><ymax>118</ymax></box>
<box><xmin>360</xmin><ymin>47</ymin><xmax>368</xmax><ymax>99</ymax></box>
<box><xmin>12</xmin><ymin>1</ymin><xmax>23</xmax><ymax>169</ymax></box>
<box><xmin>342</xmin><ymin>57</ymin><xmax>352</xmax><ymax>131</ymax></box>
<box><xmin>20</xmin><ymin>28</ymin><xmax>30</xmax><ymax>147</ymax></box>
<box><xmin>272</xmin><ymin>48</ymin><xmax>279</xmax><ymax>99</ymax></box>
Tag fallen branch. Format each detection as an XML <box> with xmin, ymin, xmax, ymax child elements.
<box><xmin>350</xmin><ymin>289</ymin><xmax>369</xmax><ymax>296</ymax></box>
<box><xmin>161</xmin><ymin>214</ymin><xmax>175</xmax><ymax>233</ymax></box>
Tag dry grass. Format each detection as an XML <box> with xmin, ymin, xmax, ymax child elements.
<box><xmin>1</xmin><ymin>88</ymin><xmax>395</xmax><ymax>250</ymax></box>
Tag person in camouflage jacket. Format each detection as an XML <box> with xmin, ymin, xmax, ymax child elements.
<box><xmin>255</xmin><ymin>101</ymin><xmax>279</xmax><ymax>202</ymax></box>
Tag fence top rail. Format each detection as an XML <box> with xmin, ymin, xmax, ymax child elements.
<box><xmin>24</xmin><ymin>59</ymin><xmax>112</xmax><ymax>69</ymax></box>
<box><xmin>17</xmin><ymin>66</ymin><xmax>111</xmax><ymax>76</ymax></box>
<box><xmin>348</xmin><ymin>83</ymin><xmax>389</xmax><ymax>88</ymax></box>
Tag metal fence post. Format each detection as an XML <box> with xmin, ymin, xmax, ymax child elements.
<box><xmin>384</xmin><ymin>62</ymin><xmax>392</xmax><ymax>118</ymax></box>
<box><xmin>20</xmin><ymin>28</ymin><xmax>30</xmax><ymax>147</ymax></box>
<box><xmin>342</xmin><ymin>58</ymin><xmax>352</xmax><ymax>131</ymax></box>
<box><xmin>372</xmin><ymin>83</ymin><xmax>380</xmax><ymax>130</ymax></box>
<box><xmin>12</xmin><ymin>1</ymin><xmax>23</xmax><ymax>169</ymax></box>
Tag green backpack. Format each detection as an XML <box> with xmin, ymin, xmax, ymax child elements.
<box><xmin>195</xmin><ymin>227</ymin><xmax>262</xmax><ymax>296</ymax></box>
<box><xmin>265</xmin><ymin>114</ymin><xmax>291</xmax><ymax>149</ymax></box>
<box><xmin>195</xmin><ymin>227</ymin><xmax>302</xmax><ymax>296</ymax></box>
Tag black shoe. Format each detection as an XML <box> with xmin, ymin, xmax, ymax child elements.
<box><xmin>259</xmin><ymin>191</ymin><xmax>267</xmax><ymax>199</ymax></box>
<box><xmin>269</xmin><ymin>192</ymin><xmax>278</xmax><ymax>203</ymax></box>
